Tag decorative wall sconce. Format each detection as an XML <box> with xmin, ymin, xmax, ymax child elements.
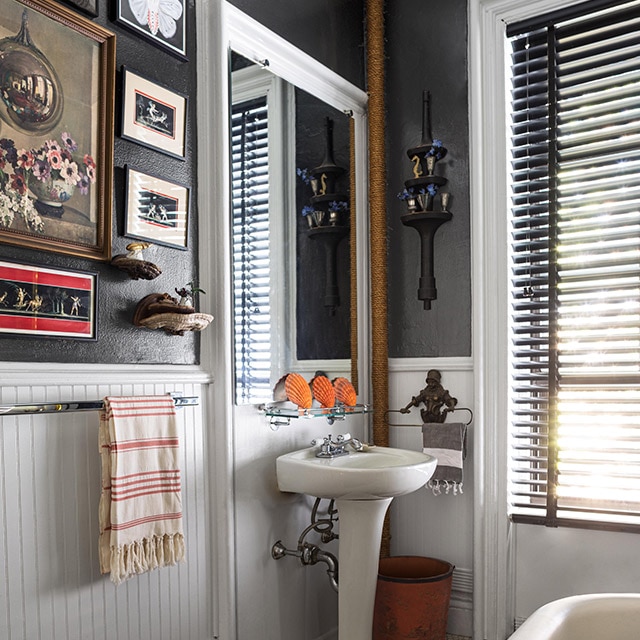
<box><xmin>399</xmin><ymin>90</ymin><xmax>452</xmax><ymax>310</ymax></box>
<box><xmin>298</xmin><ymin>117</ymin><xmax>349</xmax><ymax>315</ymax></box>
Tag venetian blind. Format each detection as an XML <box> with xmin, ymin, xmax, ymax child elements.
<box><xmin>231</xmin><ymin>96</ymin><xmax>272</xmax><ymax>404</ymax></box>
<box><xmin>508</xmin><ymin>0</ymin><xmax>640</xmax><ymax>531</ymax></box>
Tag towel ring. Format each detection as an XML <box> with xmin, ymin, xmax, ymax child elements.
<box><xmin>384</xmin><ymin>406</ymin><xmax>473</xmax><ymax>427</ymax></box>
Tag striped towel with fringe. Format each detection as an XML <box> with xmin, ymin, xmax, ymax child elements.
<box><xmin>99</xmin><ymin>395</ymin><xmax>185</xmax><ymax>584</ymax></box>
<box><xmin>422</xmin><ymin>422</ymin><xmax>467</xmax><ymax>496</ymax></box>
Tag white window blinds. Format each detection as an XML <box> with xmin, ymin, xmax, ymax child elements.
<box><xmin>231</xmin><ymin>96</ymin><xmax>272</xmax><ymax>404</ymax></box>
<box><xmin>508</xmin><ymin>0</ymin><xmax>640</xmax><ymax>531</ymax></box>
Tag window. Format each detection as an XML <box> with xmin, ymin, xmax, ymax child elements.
<box><xmin>508</xmin><ymin>0</ymin><xmax>640</xmax><ymax>531</ymax></box>
<box><xmin>231</xmin><ymin>93</ymin><xmax>272</xmax><ymax>404</ymax></box>
<box><xmin>230</xmin><ymin>64</ymin><xmax>288</xmax><ymax>405</ymax></box>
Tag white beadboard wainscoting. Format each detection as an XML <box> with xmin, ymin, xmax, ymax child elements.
<box><xmin>0</xmin><ymin>365</ymin><xmax>213</xmax><ymax>640</ymax></box>
<box><xmin>388</xmin><ymin>357</ymin><xmax>474</xmax><ymax>638</ymax></box>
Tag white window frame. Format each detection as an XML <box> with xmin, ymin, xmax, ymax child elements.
<box><xmin>469</xmin><ymin>1</ymin><xmax>577</xmax><ymax>638</ymax></box>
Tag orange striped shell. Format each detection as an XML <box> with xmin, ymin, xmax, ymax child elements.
<box><xmin>333</xmin><ymin>377</ymin><xmax>357</xmax><ymax>406</ymax></box>
<box><xmin>284</xmin><ymin>373</ymin><xmax>312</xmax><ymax>409</ymax></box>
<box><xmin>312</xmin><ymin>375</ymin><xmax>335</xmax><ymax>409</ymax></box>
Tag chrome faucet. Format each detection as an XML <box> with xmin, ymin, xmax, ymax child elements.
<box><xmin>311</xmin><ymin>433</ymin><xmax>364</xmax><ymax>458</ymax></box>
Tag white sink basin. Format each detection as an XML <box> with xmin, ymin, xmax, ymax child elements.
<box><xmin>276</xmin><ymin>444</ymin><xmax>438</xmax><ymax>640</ymax></box>
<box><xmin>276</xmin><ymin>445</ymin><xmax>437</xmax><ymax>500</ymax></box>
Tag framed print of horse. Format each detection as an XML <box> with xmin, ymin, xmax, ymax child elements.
<box><xmin>121</xmin><ymin>67</ymin><xmax>187</xmax><ymax>159</ymax></box>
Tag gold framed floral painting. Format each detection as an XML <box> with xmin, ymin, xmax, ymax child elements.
<box><xmin>0</xmin><ymin>0</ymin><xmax>115</xmax><ymax>261</ymax></box>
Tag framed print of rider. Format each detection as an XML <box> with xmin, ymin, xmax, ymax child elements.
<box><xmin>124</xmin><ymin>165</ymin><xmax>189</xmax><ymax>250</ymax></box>
<box><xmin>121</xmin><ymin>67</ymin><xmax>187</xmax><ymax>159</ymax></box>
<box><xmin>116</xmin><ymin>0</ymin><xmax>187</xmax><ymax>60</ymax></box>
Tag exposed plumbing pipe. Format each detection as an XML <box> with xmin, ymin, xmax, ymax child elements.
<box><xmin>271</xmin><ymin>498</ymin><xmax>340</xmax><ymax>592</ymax></box>
<box><xmin>272</xmin><ymin>540</ymin><xmax>339</xmax><ymax>593</ymax></box>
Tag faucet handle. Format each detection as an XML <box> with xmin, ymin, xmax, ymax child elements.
<box><xmin>311</xmin><ymin>434</ymin><xmax>332</xmax><ymax>447</ymax></box>
<box><xmin>333</xmin><ymin>433</ymin><xmax>352</xmax><ymax>444</ymax></box>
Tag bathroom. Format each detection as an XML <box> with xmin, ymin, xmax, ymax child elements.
<box><xmin>2</xmin><ymin>0</ymin><xmax>640</xmax><ymax>638</ymax></box>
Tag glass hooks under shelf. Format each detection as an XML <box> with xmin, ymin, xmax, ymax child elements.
<box><xmin>260</xmin><ymin>403</ymin><xmax>372</xmax><ymax>429</ymax></box>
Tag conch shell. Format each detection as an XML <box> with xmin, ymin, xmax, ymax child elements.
<box><xmin>311</xmin><ymin>374</ymin><xmax>335</xmax><ymax>409</ymax></box>
<box><xmin>273</xmin><ymin>373</ymin><xmax>312</xmax><ymax>409</ymax></box>
<box><xmin>333</xmin><ymin>377</ymin><xmax>357</xmax><ymax>406</ymax></box>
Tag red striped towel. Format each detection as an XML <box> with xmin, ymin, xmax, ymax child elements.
<box><xmin>99</xmin><ymin>395</ymin><xmax>185</xmax><ymax>584</ymax></box>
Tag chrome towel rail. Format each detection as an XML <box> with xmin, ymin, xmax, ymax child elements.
<box><xmin>0</xmin><ymin>393</ymin><xmax>199</xmax><ymax>416</ymax></box>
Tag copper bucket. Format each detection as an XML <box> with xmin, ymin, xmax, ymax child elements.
<box><xmin>372</xmin><ymin>556</ymin><xmax>454</xmax><ymax>640</ymax></box>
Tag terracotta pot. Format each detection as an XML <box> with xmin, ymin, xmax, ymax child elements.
<box><xmin>373</xmin><ymin>556</ymin><xmax>454</xmax><ymax>640</ymax></box>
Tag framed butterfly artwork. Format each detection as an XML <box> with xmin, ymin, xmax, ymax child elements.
<box><xmin>115</xmin><ymin>0</ymin><xmax>187</xmax><ymax>60</ymax></box>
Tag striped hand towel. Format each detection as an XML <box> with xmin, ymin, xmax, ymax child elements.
<box><xmin>422</xmin><ymin>422</ymin><xmax>467</xmax><ymax>496</ymax></box>
<box><xmin>99</xmin><ymin>395</ymin><xmax>185</xmax><ymax>584</ymax></box>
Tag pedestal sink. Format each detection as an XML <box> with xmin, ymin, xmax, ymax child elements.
<box><xmin>276</xmin><ymin>445</ymin><xmax>437</xmax><ymax>640</ymax></box>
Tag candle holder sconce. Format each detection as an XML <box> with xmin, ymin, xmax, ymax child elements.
<box><xmin>399</xmin><ymin>90</ymin><xmax>452</xmax><ymax>310</ymax></box>
<box><xmin>298</xmin><ymin>117</ymin><xmax>349</xmax><ymax>315</ymax></box>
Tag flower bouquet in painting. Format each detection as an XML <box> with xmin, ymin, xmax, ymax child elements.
<box><xmin>0</xmin><ymin>132</ymin><xmax>96</xmax><ymax>227</ymax></box>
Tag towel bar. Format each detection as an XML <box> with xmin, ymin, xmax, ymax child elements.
<box><xmin>0</xmin><ymin>393</ymin><xmax>199</xmax><ymax>416</ymax></box>
<box><xmin>384</xmin><ymin>406</ymin><xmax>473</xmax><ymax>427</ymax></box>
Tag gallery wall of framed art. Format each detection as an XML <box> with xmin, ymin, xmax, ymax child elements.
<box><xmin>0</xmin><ymin>0</ymin><xmax>198</xmax><ymax>365</ymax></box>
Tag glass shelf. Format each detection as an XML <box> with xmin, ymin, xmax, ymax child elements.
<box><xmin>261</xmin><ymin>403</ymin><xmax>372</xmax><ymax>427</ymax></box>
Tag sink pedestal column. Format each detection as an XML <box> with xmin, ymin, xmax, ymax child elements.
<box><xmin>335</xmin><ymin>497</ymin><xmax>393</xmax><ymax>640</ymax></box>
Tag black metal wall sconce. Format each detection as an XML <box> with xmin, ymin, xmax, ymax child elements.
<box><xmin>399</xmin><ymin>90</ymin><xmax>452</xmax><ymax>310</ymax></box>
<box><xmin>298</xmin><ymin>117</ymin><xmax>349</xmax><ymax>315</ymax></box>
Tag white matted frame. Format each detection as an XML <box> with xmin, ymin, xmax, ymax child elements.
<box><xmin>124</xmin><ymin>166</ymin><xmax>189</xmax><ymax>250</ymax></box>
<box><xmin>121</xmin><ymin>66</ymin><xmax>187</xmax><ymax>159</ymax></box>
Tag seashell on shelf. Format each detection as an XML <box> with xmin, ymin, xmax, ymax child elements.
<box><xmin>311</xmin><ymin>374</ymin><xmax>335</xmax><ymax>409</ymax></box>
<box><xmin>333</xmin><ymin>377</ymin><xmax>357</xmax><ymax>406</ymax></box>
<box><xmin>272</xmin><ymin>373</ymin><xmax>289</xmax><ymax>402</ymax></box>
<box><xmin>284</xmin><ymin>373</ymin><xmax>313</xmax><ymax>409</ymax></box>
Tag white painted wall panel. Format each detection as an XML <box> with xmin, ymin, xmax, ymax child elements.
<box><xmin>0</xmin><ymin>373</ymin><xmax>212</xmax><ymax>640</ymax></box>
<box><xmin>388</xmin><ymin>358</ymin><xmax>474</xmax><ymax>637</ymax></box>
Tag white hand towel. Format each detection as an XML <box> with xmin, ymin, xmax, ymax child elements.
<box><xmin>99</xmin><ymin>395</ymin><xmax>185</xmax><ymax>584</ymax></box>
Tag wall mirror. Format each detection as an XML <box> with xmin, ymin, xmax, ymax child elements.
<box><xmin>225</xmin><ymin>4</ymin><xmax>370</xmax><ymax>405</ymax></box>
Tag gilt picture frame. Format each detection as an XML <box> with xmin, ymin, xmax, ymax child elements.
<box><xmin>116</xmin><ymin>0</ymin><xmax>187</xmax><ymax>60</ymax></box>
<box><xmin>0</xmin><ymin>0</ymin><xmax>116</xmax><ymax>261</ymax></box>
<box><xmin>0</xmin><ymin>259</ymin><xmax>98</xmax><ymax>340</ymax></box>
<box><xmin>121</xmin><ymin>67</ymin><xmax>187</xmax><ymax>159</ymax></box>
<box><xmin>124</xmin><ymin>166</ymin><xmax>189</xmax><ymax>250</ymax></box>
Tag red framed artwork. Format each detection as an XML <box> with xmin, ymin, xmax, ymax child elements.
<box><xmin>0</xmin><ymin>260</ymin><xmax>97</xmax><ymax>340</ymax></box>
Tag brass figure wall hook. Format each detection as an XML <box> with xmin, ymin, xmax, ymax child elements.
<box><xmin>400</xmin><ymin>369</ymin><xmax>457</xmax><ymax>423</ymax></box>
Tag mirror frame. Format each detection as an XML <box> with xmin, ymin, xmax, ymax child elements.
<box><xmin>224</xmin><ymin>3</ymin><xmax>371</xmax><ymax>402</ymax></box>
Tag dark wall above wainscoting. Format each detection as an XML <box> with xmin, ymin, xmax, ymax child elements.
<box><xmin>0</xmin><ymin>0</ymin><xmax>198</xmax><ymax>364</ymax></box>
<box><xmin>386</xmin><ymin>0</ymin><xmax>472</xmax><ymax>357</ymax></box>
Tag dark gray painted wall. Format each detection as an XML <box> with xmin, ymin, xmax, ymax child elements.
<box><xmin>0</xmin><ymin>1</ymin><xmax>470</xmax><ymax>365</ymax></box>
<box><xmin>386</xmin><ymin>0</ymin><xmax>472</xmax><ymax>357</ymax></box>
<box><xmin>233</xmin><ymin>0</ymin><xmax>471</xmax><ymax>358</ymax></box>
<box><xmin>0</xmin><ymin>0</ymin><xmax>198</xmax><ymax>364</ymax></box>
